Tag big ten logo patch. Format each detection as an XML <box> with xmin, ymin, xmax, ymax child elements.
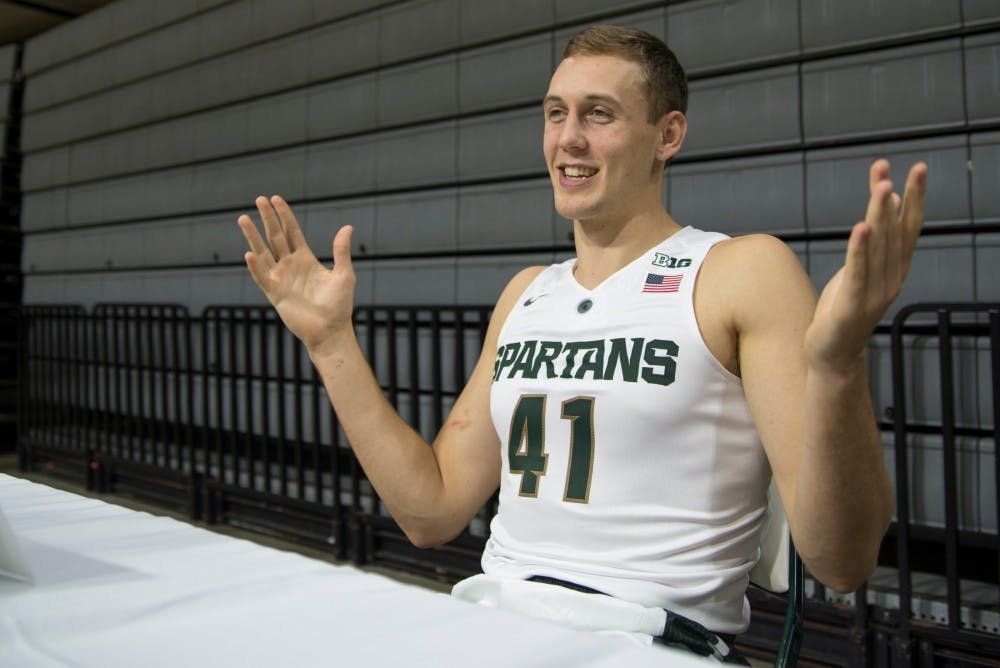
<box><xmin>652</xmin><ymin>253</ymin><xmax>692</xmax><ymax>269</ymax></box>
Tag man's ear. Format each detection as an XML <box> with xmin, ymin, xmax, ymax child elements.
<box><xmin>655</xmin><ymin>110</ymin><xmax>686</xmax><ymax>163</ymax></box>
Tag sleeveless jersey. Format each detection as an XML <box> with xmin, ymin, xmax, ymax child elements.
<box><xmin>482</xmin><ymin>226</ymin><xmax>770</xmax><ymax>634</ymax></box>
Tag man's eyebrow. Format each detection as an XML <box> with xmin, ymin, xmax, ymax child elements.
<box><xmin>542</xmin><ymin>93</ymin><xmax>620</xmax><ymax>107</ymax></box>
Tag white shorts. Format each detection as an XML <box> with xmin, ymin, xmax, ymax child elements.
<box><xmin>452</xmin><ymin>573</ymin><xmax>668</xmax><ymax>647</ymax></box>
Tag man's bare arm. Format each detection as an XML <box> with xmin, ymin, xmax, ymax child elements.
<box><xmin>708</xmin><ymin>161</ymin><xmax>926</xmax><ymax>591</ymax></box>
<box><xmin>238</xmin><ymin>195</ymin><xmax>541</xmax><ymax>546</ymax></box>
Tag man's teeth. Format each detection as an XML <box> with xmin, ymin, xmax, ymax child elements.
<box><xmin>564</xmin><ymin>166</ymin><xmax>597</xmax><ymax>178</ymax></box>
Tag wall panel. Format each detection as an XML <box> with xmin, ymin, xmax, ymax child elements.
<box><xmin>684</xmin><ymin>65</ymin><xmax>800</xmax><ymax>157</ymax></box>
<box><xmin>375</xmin><ymin>122</ymin><xmax>457</xmax><ymax>189</ymax></box>
<box><xmin>457</xmin><ymin>253</ymin><xmax>555</xmax><ymax>304</ymax></box>
<box><xmin>458</xmin><ymin>109</ymin><xmax>543</xmax><ymax>181</ymax></box>
<box><xmin>375</xmin><ymin>189</ymin><xmax>458</xmax><ymax>255</ymax></box>
<box><xmin>800</xmin><ymin>0</ymin><xmax>961</xmax><ymax>54</ymax></box>
<box><xmin>965</xmin><ymin>32</ymin><xmax>1000</xmax><ymax>127</ymax></box>
<box><xmin>459</xmin><ymin>34</ymin><xmax>552</xmax><ymax>113</ymax></box>
<box><xmin>371</xmin><ymin>258</ymin><xmax>456</xmax><ymax>304</ymax></box>
<box><xmin>307</xmin><ymin>74</ymin><xmax>378</xmax><ymax>140</ymax></box>
<box><xmin>298</xmin><ymin>198</ymin><xmax>377</xmax><ymax>259</ymax></box>
<box><xmin>378</xmin><ymin>0</ymin><xmax>460</xmax><ymax>64</ymax></box>
<box><xmin>668</xmin><ymin>153</ymin><xmax>806</xmax><ymax>236</ymax></box>
<box><xmin>976</xmin><ymin>233</ymin><xmax>1000</xmax><ymax>301</ymax></box>
<box><xmin>805</xmin><ymin>137</ymin><xmax>971</xmax><ymax>233</ymax></box>
<box><xmin>457</xmin><ymin>180</ymin><xmax>556</xmax><ymax>250</ymax></box>
<box><xmin>460</xmin><ymin>0</ymin><xmax>555</xmax><ymax>45</ymax></box>
<box><xmin>377</xmin><ymin>55</ymin><xmax>457</xmax><ymax>127</ymax></box>
<box><xmin>667</xmin><ymin>0</ymin><xmax>800</xmax><ymax>75</ymax></box>
<box><xmin>801</xmin><ymin>40</ymin><xmax>965</xmax><ymax>143</ymax></box>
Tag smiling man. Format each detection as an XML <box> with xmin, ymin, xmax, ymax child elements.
<box><xmin>238</xmin><ymin>25</ymin><xmax>927</xmax><ymax>663</ymax></box>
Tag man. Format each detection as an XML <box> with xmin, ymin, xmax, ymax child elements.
<box><xmin>238</xmin><ymin>25</ymin><xmax>926</xmax><ymax>661</ymax></box>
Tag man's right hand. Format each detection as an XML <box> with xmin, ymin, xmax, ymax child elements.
<box><xmin>237</xmin><ymin>195</ymin><xmax>356</xmax><ymax>358</ymax></box>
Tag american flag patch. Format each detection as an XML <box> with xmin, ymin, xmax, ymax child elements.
<box><xmin>642</xmin><ymin>273</ymin><xmax>682</xmax><ymax>293</ymax></box>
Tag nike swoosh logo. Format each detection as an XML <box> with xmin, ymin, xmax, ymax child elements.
<box><xmin>523</xmin><ymin>294</ymin><xmax>549</xmax><ymax>307</ymax></box>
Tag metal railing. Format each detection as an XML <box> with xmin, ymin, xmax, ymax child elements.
<box><xmin>879</xmin><ymin>303</ymin><xmax>1000</xmax><ymax>665</ymax></box>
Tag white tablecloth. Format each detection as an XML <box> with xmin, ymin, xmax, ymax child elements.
<box><xmin>0</xmin><ymin>474</ymin><xmax>710</xmax><ymax>667</ymax></box>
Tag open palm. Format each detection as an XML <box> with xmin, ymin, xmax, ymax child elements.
<box><xmin>238</xmin><ymin>195</ymin><xmax>356</xmax><ymax>356</ymax></box>
<box><xmin>805</xmin><ymin>160</ymin><xmax>927</xmax><ymax>372</ymax></box>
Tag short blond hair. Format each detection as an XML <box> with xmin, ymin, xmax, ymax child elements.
<box><xmin>563</xmin><ymin>25</ymin><xmax>688</xmax><ymax>122</ymax></box>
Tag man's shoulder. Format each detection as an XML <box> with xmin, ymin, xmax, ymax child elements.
<box><xmin>708</xmin><ymin>232</ymin><xmax>792</xmax><ymax>257</ymax></box>
<box><xmin>701</xmin><ymin>233</ymin><xmax>812</xmax><ymax>312</ymax></box>
<box><xmin>505</xmin><ymin>265</ymin><xmax>550</xmax><ymax>297</ymax></box>
<box><xmin>704</xmin><ymin>233</ymin><xmax>803</xmax><ymax>280</ymax></box>
<box><xmin>491</xmin><ymin>265</ymin><xmax>550</xmax><ymax>318</ymax></box>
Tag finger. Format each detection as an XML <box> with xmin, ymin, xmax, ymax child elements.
<box><xmin>236</xmin><ymin>214</ymin><xmax>271</xmax><ymax>255</ymax></box>
<box><xmin>864</xmin><ymin>178</ymin><xmax>892</xmax><ymax>299</ymax></box>
<box><xmin>898</xmin><ymin>162</ymin><xmax>928</xmax><ymax>262</ymax></box>
<box><xmin>864</xmin><ymin>159</ymin><xmax>894</xmax><ymax>228</ymax></box>
<box><xmin>332</xmin><ymin>225</ymin><xmax>355</xmax><ymax>275</ymax></box>
<box><xmin>237</xmin><ymin>214</ymin><xmax>275</xmax><ymax>268</ymax></box>
<box><xmin>256</xmin><ymin>195</ymin><xmax>291</xmax><ymax>259</ymax></box>
<box><xmin>244</xmin><ymin>251</ymin><xmax>274</xmax><ymax>296</ymax></box>
<box><xmin>840</xmin><ymin>222</ymin><xmax>870</xmax><ymax>312</ymax></box>
<box><xmin>868</xmin><ymin>158</ymin><xmax>889</xmax><ymax>195</ymax></box>
<box><xmin>884</xmin><ymin>193</ymin><xmax>902</xmax><ymax>290</ymax></box>
<box><xmin>270</xmin><ymin>195</ymin><xmax>309</xmax><ymax>254</ymax></box>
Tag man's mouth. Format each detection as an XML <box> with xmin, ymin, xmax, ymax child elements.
<box><xmin>562</xmin><ymin>166</ymin><xmax>598</xmax><ymax>180</ymax></box>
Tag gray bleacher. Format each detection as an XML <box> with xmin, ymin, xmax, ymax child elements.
<box><xmin>16</xmin><ymin>0</ymin><xmax>999</xmax><ymax>310</ymax></box>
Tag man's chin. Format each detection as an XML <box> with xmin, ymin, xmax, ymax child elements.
<box><xmin>553</xmin><ymin>197</ymin><xmax>598</xmax><ymax>223</ymax></box>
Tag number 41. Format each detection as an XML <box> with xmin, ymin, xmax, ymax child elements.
<box><xmin>507</xmin><ymin>394</ymin><xmax>595</xmax><ymax>503</ymax></box>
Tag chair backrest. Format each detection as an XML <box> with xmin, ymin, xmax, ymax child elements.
<box><xmin>749</xmin><ymin>478</ymin><xmax>790</xmax><ymax>593</ymax></box>
<box><xmin>748</xmin><ymin>477</ymin><xmax>803</xmax><ymax>668</ymax></box>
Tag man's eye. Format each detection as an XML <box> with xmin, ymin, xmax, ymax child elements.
<box><xmin>590</xmin><ymin>109</ymin><xmax>611</xmax><ymax>120</ymax></box>
<box><xmin>546</xmin><ymin>108</ymin><xmax>566</xmax><ymax>121</ymax></box>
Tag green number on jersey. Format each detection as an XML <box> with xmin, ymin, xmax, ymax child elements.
<box><xmin>561</xmin><ymin>397</ymin><xmax>594</xmax><ymax>503</ymax></box>
<box><xmin>508</xmin><ymin>395</ymin><xmax>547</xmax><ymax>496</ymax></box>
<box><xmin>507</xmin><ymin>394</ymin><xmax>595</xmax><ymax>503</ymax></box>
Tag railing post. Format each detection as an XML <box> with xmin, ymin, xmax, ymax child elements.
<box><xmin>890</xmin><ymin>305</ymin><xmax>914</xmax><ymax>667</ymax></box>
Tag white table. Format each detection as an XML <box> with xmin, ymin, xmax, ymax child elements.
<box><xmin>0</xmin><ymin>474</ymin><xmax>710</xmax><ymax>667</ymax></box>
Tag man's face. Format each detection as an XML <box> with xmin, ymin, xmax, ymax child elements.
<box><xmin>542</xmin><ymin>54</ymin><xmax>667</xmax><ymax>225</ymax></box>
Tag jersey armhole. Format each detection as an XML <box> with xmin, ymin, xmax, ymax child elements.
<box><xmin>495</xmin><ymin>264</ymin><xmax>557</xmax><ymax>343</ymax></box>
<box><xmin>685</xmin><ymin>236</ymin><xmax>744</xmax><ymax>384</ymax></box>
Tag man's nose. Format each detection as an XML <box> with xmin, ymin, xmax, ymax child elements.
<box><xmin>557</xmin><ymin>115</ymin><xmax>587</xmax><ymax>151</ymax></box>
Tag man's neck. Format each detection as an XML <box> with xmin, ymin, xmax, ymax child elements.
<box><xmin>571</xmin><ymin>209</ymin><xmax>683</xmax><ymax>290</ymax></box>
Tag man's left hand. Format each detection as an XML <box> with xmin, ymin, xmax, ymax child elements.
<box><xmin>805</xmin><ymin>159</ymin><xmax>928</xmax><ymax>374</ymax></box>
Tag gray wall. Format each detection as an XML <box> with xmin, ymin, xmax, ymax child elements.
<box><xmin>17</xmin><ymin>0</ymin><xmax>1000</xmax><ymax>311</ymax></box>
<box><xmin>14</xmin><ymin>1</ymin><xmax>1000</xmax><ymax>532</ymax></box>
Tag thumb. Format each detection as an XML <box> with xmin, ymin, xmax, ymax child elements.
<box><xmin>332</xmin><ymin>225</ymin><xmax>354</xmax><ymax>275</ymax></box>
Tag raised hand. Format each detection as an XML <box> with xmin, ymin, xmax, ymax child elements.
<box><xmin>805</xmin><ymin>160</ymin><xmax>928</xmax><ymax>373</ymax></box>
<box><xmin>237</xmin><ymin>195</ymin><xmax>356</xmax><ymax>356</ymax></box>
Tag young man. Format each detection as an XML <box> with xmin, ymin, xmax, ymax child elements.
<box><xmin>238</xmin><ymin>26</ymin><xmax>926</xmax><ymax>661</ymax></box>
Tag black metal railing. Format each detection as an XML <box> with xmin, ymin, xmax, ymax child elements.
<box><xmin>880</xmin><ymin>303</ymin><xmax>1000</xmax><ymax>665</ymax></box>
<box><xmin>16</xmin><ymin>301</ymin><xmax>1000</xmax><ymax>666</ymax></box>
<box><xmin>18</xmin><ymin>302</ymin><xmax>494</xmax><ymax>570</ymax></box>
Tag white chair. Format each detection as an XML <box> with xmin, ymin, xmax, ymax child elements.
<box><xmin>748</xmin><ymin>478</ymin><xmax>804</xmax><ymax>667</ymax></box>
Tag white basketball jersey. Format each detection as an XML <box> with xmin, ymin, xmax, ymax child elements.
<box><xmin>483</xmin><ymin>226</ymin><xmax>770</xmax><ymax>634</ymax></box>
